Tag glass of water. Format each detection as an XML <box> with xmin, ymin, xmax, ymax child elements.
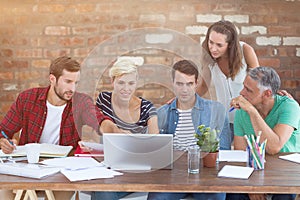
<box><xmin>188</xmin><ymin>145</ymin><xmax>200</xmax><ymax>174</ymax></box>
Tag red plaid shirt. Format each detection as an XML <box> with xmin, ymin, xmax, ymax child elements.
<box><xmin>0</xmin><ymin>86</ymin><xmax>110</xmax><ymax>148</ymax></box>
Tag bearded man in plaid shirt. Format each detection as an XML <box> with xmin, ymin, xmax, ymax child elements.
<box><xmin>0</xmin><ymin>56</ymin><xmax>119</xmax><ymax>200</ymax></box>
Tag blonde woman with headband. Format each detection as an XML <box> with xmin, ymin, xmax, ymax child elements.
<box><xmin>96</xmin><ymin>57</ymin><xmax>159</xmax><ymax>134</ymax></box>
<box><xmin>91</xmin><ymin>57</ymin><xmax>159</xmax><ymax>200</ymax></box>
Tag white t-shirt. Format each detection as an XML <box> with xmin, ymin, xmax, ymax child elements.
<box><xmin>39</xmin><ymin>101</ymin><xmax>66</xmax><ymax>144</ymax></box>
<box><xmin>173</xmin><ymin>109</ymin><xmax>197</xmax><ymax>151</ymax></box>
<box><xmin>209</xmin><ymin>41</ymin><xmax>247</xmax><ymax>123</ymax></box>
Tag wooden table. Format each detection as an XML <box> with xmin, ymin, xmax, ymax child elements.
<box><xmin>0</xmin><ymin>152</ymin><xmax>299</xmax><ymax>194</ymax></box>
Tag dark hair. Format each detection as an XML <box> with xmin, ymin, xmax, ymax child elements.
<box><xmin>248</xmin><ymin>66</ymin><xmax>281</xmax><ymax>95</ymax></box>
<box><xmin>202</xmin><ymin>20</ymin><xmax>242</xmax><ymax>80</ymax></box>
<box><xmin>49</xmin><ymin>56</ymin><xmax>81</xmax><ymax>80</ymax></box>
<box><xmin>172</xmin><ymin>60</ymin><xmax>199</xmax><ymax>81</ymax></box>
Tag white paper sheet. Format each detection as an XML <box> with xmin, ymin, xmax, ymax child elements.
<box><xmin>41</xmin><ymin>157</ymin><xmax>103</xmax><ymax>170</ymax></box>
<box><xmin>218</xmin><ymin>150</ymin><xmax>248</xmax><ymax>162</ymax></box>
<box><xmin>218</xmin><ymin>165</ymin><xmax>254</xmax><ymax>179</ymax></box>
<box><xmin>61</xmin><ymin>166</ymin><xmax>123</xmax><ymax>182</ymax></box>
<box><xmin>279</xmin><ymin>153</ymin><xmax>300</xmax><ymax>164</ymax></box>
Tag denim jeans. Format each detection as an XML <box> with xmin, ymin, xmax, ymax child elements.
<box><xmin>147</xmin><ymin>192</ymin><xmax>226</xmax><ymax>200</ymax></box>
<box><xmin>91</xmin><ymin>192</ymin><xmax>130</xmax><ymax>200</ymax></box>
<box><xmin>225</xmin><ymin>193</ymin><xmax>297</xmax><ymax>200</ymax></box>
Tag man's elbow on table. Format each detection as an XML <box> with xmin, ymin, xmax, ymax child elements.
<box><xmin>266</xmin><ymin>145</ymin><xmax>282</xmax><ymax>155</ymax></box>
<box><xmin>233</xmin><ymin>136</ymin><xmax>248</xmax><ymax>151</ymax></box>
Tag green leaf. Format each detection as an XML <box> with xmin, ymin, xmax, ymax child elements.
<box><xmin>195</xmin><ymin>124</ymin><xmax>219</xmax><ymax>153</ymax></box>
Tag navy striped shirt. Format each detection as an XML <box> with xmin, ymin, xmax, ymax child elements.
<box><xmin>174</xmin><ymin>109</ymin><xmax>197</xmax><ymax>151</ymax></box>
<box><xmin>96</xmin><ymin>91</ymin><xmax>157</xmax><ymax>134</ymax></box>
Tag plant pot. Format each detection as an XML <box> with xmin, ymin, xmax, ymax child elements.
<box><xmin>203</xmin><ymin>152</ymin><xmax>218</xmax><ymax>167</ymax></box>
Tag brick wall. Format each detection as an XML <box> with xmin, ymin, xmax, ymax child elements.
<box><xmin>0</xmin><ymin>0</ymin><xmax>299</xmax><ymax>120</ymax></box>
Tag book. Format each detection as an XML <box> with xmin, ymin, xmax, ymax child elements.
<box><xmin>218</xmin><ymin>165</ymin><xmax>254</xmax><ymax>179</ymax></box>
<box><xmin>0</xmin><ymin>144</ymin><xmax>73</xmax><ymax>158</ymax></box>
<box><xmin>0</xmin><ymin>162</ymin><xmax>60</xmax><ymax>179</ymax></box>
<box><xmin>74</xmin><ymin>145</ymin><xmax>103</xmax><ymax>157</ymax></box>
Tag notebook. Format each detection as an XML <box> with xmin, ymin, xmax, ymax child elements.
<box><xmin>0</xmin><ymin>143</ymin><xmax>73</xmax><ymax>158</ymax></box>
<box><xmin>0</xmin><ymin>162</ymin><xmax>60</xmax><ymax>179</ymax></box>
<box><xmin>103</xmin><ymin>133</ymin><xmax>173</xmax><ymax>171</ymax></box>
<box><xmin>74</xmin><ymin>145</ymin><xmax>104</xmax><ymax>157</ymax></box>
<box><xmin>218</xmin><ymin>165</ymin><xmax>254</xmax><ymax>179</ymax></box>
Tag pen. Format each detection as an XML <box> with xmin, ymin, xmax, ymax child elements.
<box><xmin>244</xmin><ymin>135</ymin><xmax>262</xmax><ymax>169</ymax></box>
<box><xmin>229</xmin><ymin>107</ymin><xmax>235</xmax><ymax>112</ymax></box>
<box><xmin>256</xmin><ymin>131</ymin><xmax>262</xmax><ymax>144</ymax></box>
<box><xmin>1</xmin><ymin>131</ymin><xmax>14</xmax><ymax>146</ymax></box>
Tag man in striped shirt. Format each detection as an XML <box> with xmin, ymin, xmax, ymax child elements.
<box><xmin>157</xmin><ymin>59</ymin><xmax>231</xmax><ymax>151</ymax></box>
<box><xmin>147</xmin><ymin>59</ymin><xmax>230</xmax><ymax>200</ymax></box>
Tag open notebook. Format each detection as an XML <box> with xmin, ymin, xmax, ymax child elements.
<box><xmin>0</xmin><ymin>143</ymin><xmax>72</xmax><ymax>158</ymax></box>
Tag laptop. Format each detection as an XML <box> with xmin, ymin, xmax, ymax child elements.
<box><xmin>103</xmin><ymin>133</ymin><xmax>173</xmax><ymax>171</ymax></box>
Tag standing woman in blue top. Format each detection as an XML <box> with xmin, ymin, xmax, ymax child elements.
<box><xmin>197</xmin><ymin>20</ymin><xmax>259</xmax><ymax>144</ymax></box>
<box><xmin>91</xmin><ymin>57</ymin><xmax>159</xmax><ymax>200</ymax></box>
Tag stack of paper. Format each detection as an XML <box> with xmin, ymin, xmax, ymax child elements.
<box><xmin>218</xmin><ymin>165</ymin><xmax>254</xmax><ymax>179</ymax></box>
<box><xmin>61</xmin><ymin>166</ymin><xmax>123</xmax><ymax>182</ymax></box>
<box><xmin>41</xmin><ymin>157</ymin><xmax>123</xmax><ymax>182</ymax></box>
<box><xmin>0</xmin><ymin>162</ymin><xmax>60</xmax><ymax>179</ymax></box>
<box><xmin>0</xmin><ymin>144</ymin><xmax>73</xmax><ymax>158</ymax></box>
<box><xmin>41</xmin><ymin>156</ymin><xmax>103</xmax><ymax>170</ymax></box>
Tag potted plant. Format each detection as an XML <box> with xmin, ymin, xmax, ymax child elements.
<box><xmin>194</xmin><ymin>124</ymin><xmax>220</xmax><ymax>167</ymax></box>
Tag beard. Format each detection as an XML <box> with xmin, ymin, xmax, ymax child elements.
<box><xmin>53</xmin><ymin>86</ymin><xmax>73</xmax><ymax>102</ymax></box>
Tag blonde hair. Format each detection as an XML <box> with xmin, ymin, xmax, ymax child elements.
<box><xmin>109</xmin><ymin>58</ymin><xmax>140</xmax><ymax>80</ymax></box>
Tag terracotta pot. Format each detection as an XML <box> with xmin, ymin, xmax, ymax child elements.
<box><xmin>203</xmin><ymin>152</ymin><xmax>218</xmax><ymax>167</ymax></box>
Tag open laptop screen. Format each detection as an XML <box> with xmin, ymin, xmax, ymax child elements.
<box><xmin>103</xmin><ymin>133</ymin><xmax>173</xmax><ymax>171</ymax></box>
